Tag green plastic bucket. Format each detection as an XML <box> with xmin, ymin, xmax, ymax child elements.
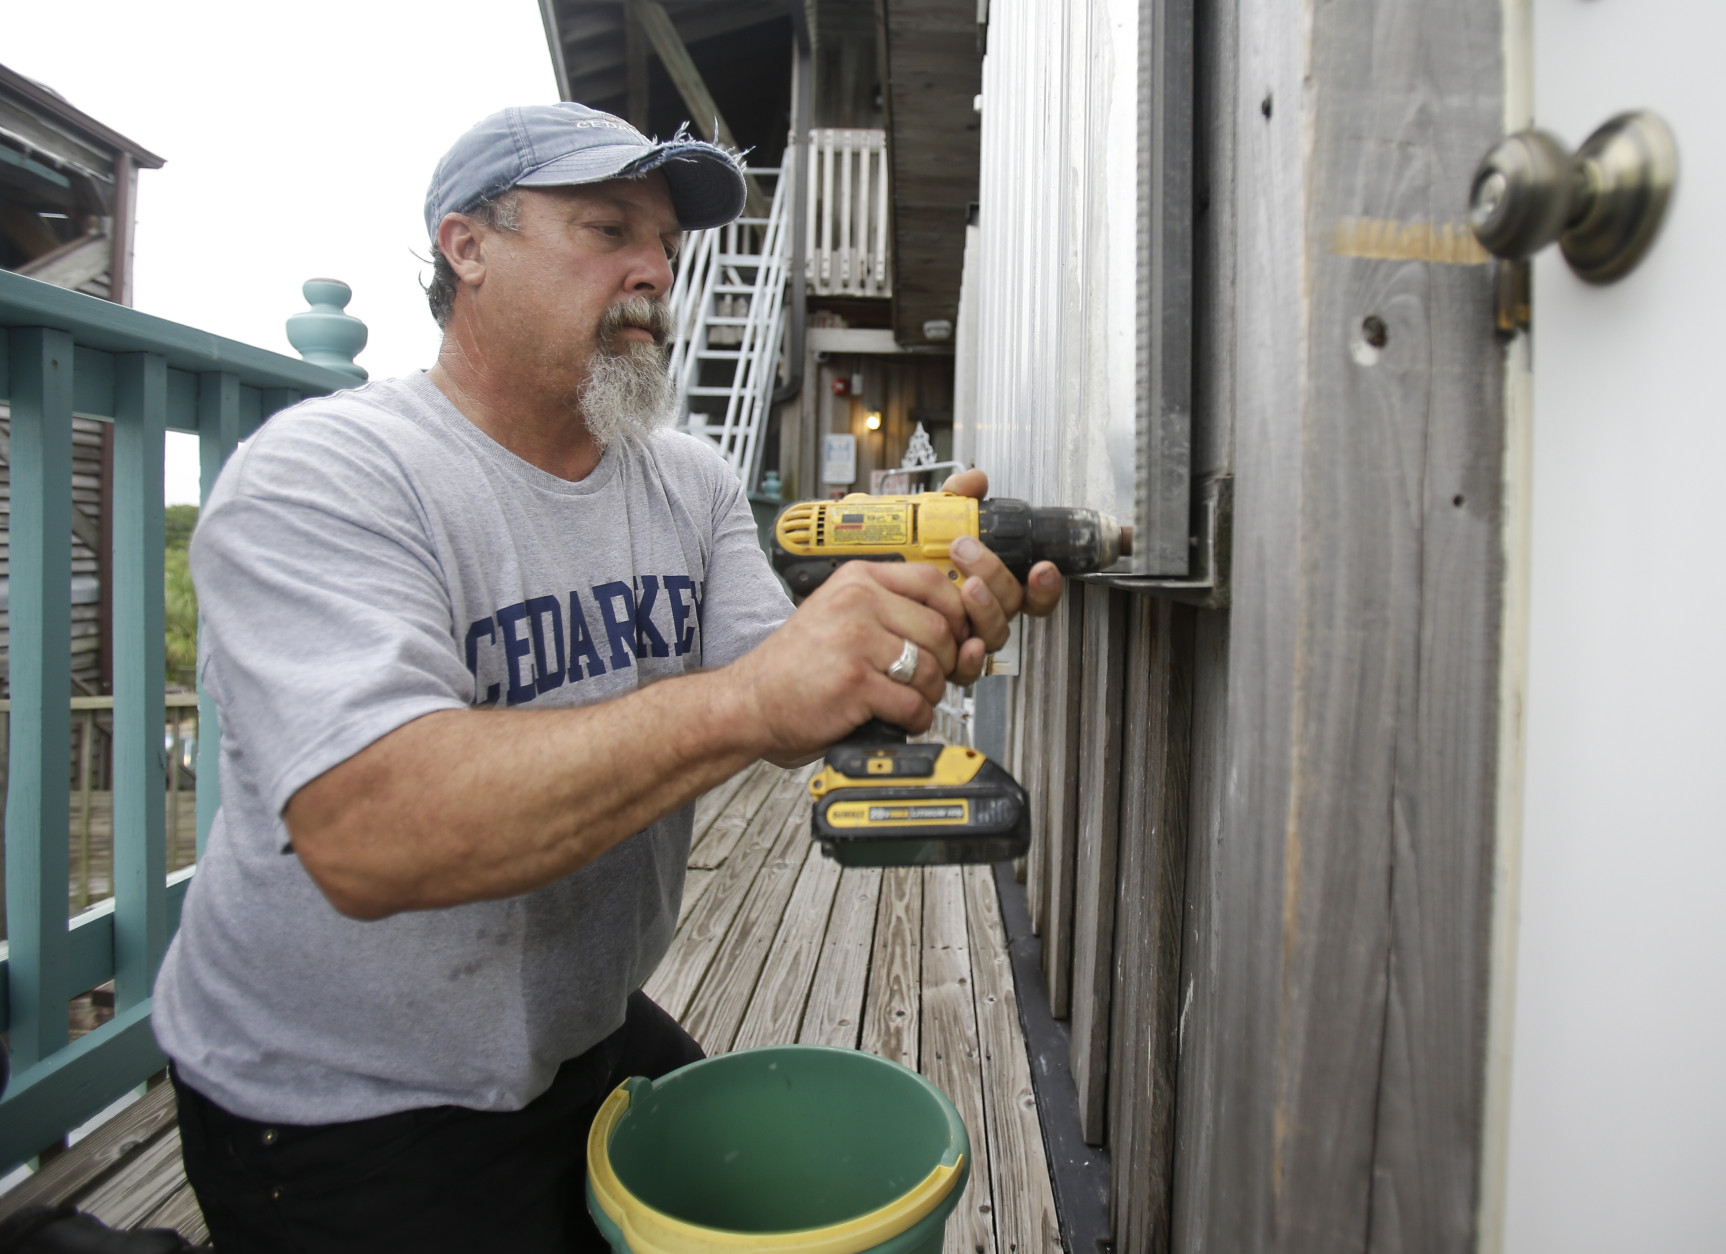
<box><xmin>586</xmin><ymin>1045</ymin><xmax>971</xmax><ymax>1254</ymax></box>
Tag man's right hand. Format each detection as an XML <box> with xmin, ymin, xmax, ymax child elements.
<box><xmin>288</xmin><ymin>535</ymin><xmax>1046</xmax><ymax>919</ymax></box>
<box><xmin>720</xmin><ymin>560</ymin><xmax>974</xmax><ymax>765</ymax></box>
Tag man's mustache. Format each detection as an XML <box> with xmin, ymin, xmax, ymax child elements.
<box><xmin>597</xmin><ymin>297</ymin><xmax>673</xmax><ymax>349</ymax></box>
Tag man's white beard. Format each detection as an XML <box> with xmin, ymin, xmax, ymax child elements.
<box><xmin>579</xmin><ymin>339</ymin><xmax>676</xmax><ymax>450</ymax></box>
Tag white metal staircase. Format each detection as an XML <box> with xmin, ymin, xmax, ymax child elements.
<box><xmin>666</xmin><ymin>166</ymin><xmax>789</xmax><ymax>488</ymax></box>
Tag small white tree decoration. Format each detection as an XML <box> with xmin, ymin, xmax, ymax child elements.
<box><xmin>901</xmin><ymin>422</ymin><xmax>938</xmax><ymax>470</ymax></box>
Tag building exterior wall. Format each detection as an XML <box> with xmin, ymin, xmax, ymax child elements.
<box><xmin>0</xmin><ymin>68</ymin><xmax>160</xmax><ymax>699</ymax></box>
<box><xmin>961</xmin><ymin>2</ymin><xmax>1513</xmax><ymax>1251</ymax></box>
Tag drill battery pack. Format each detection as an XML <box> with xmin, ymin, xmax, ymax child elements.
<box><xmin>808</xmin><ymin>740</ymin><xmax>1030</xmax><ymax>867</ymax></box>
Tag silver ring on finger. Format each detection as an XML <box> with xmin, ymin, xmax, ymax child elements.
<box><xmin>886</xmin><ymin>637</ymin><xmax>920</xmax><ymax>684</ymax></box>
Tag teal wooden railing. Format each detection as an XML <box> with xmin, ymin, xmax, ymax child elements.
<box><xmin>0</xmin><ymin>271</ymin><xmax>364</xmax><ymax>1169</ymax></box>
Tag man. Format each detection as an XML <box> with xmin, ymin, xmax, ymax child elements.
<box><xmin>151</xmin><ymin>103</ymin><xmax>1062</xmax><ymax>1252</ymax></box>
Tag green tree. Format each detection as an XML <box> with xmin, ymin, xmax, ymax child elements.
<box><xmin>164</xmin><ymin>505</ymin><xmax>199</xmax><ymax>686</ymax></box>
<box><xmin>164</xmin><ymin>503</ymin><xmax>199</xmax><ymax>552</ymax></box>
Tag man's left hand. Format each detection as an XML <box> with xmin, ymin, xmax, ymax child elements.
<box><xmin>939</xmin><ymin>468</ymin><xmax>1065</xmax><ymax>685</ymax></box>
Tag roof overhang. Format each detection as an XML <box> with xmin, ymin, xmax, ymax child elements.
<box><xmin>878</xmin><ymin>0</ymin><xmax>981</xmax><ymax>347</ymax></box>
<box><xmin>0</xmin><ymin>63</ymin><xmax>165</xmax><ymax>171</ymax></box>
<box><xmin>540</xmin><ymin>0</ymin><xmax>789</xmax><ymax>116</ymax></box>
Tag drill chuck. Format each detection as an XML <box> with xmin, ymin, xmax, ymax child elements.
<box><xmin>976</xmin><ymin>499</ymin><xmax>1130</xmax><ymax>581</ymax></box>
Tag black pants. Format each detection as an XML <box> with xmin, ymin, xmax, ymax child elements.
<box><xmin>173</xmin><ymin>992</ymin><xmax>703</xmax><ymax>1254</ymax></box>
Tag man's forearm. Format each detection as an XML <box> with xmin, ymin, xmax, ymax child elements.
<box><xmin>285</xmin><ymin>668</ymin><xmax>763</xmax><ymax>919</ymax></box>
<box><xmin>284</xmin><ymin>537</ymin><xmax>1059</xmax><ymax>922</ymax></box>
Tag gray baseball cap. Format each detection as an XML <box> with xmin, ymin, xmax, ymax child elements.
<box><xmin>424</xmin><ymin>102</ymin><xmax>747</xmax><ymax>239</ymax></box>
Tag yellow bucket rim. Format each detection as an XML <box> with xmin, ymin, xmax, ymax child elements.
<box><xmin>586</xmin><ymin>1078</ymin><xmax>965</xmax><ymax>1254</ymax></box>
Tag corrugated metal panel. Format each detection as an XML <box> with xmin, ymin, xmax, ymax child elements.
<box><xmin>961</xmin><ymin>0</ymin><xmax>1193</xmax><ymax>577</ymax></box>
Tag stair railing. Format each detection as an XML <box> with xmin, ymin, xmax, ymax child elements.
<box><xmin>808</xmin><ymin>129</ymin><xmax>890</xmax><ymax>298</ymax></box>
<box><xmin>665</xmin><ymin>164</ymin><xmax>791</xmax><ymax>490</ymax></box>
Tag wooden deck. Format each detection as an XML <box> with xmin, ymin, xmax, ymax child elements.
<box><xmin>1</xmin><ymin>762</ymin><xmax>1061</xmax><ymax>1253</ymax></box>
<box><xmin>0</xmin><ymin>1081</ymin><xmax>206</xmax><ymax>1242</ymax></box>
<box><xmin>651</xmin><ymin>760</ymin><xmax>1062</xmax><ymax>1254</ymax></box>
<box><xmin>55</xmin><ymin>789</ymin><xmax>203</xmax><ymax>912</ymax></box>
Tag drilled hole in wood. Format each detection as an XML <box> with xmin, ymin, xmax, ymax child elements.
<box><xmin>1363</xmin><ymin>315</ymin><xmax>1389</xmax><ymax>348</ymax></box>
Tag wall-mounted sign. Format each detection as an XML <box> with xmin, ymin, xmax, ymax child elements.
<box><xmin>870</xmin><ymin>469</ymin><xmax>913</xmax><ymax>495</ymax></box>
<box><xmin>822</xmin><ymin>433</ymin><xmax>858</xmax><ymax>485</ymax></box>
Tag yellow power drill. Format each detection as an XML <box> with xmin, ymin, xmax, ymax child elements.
<box><xmin>771</xmin><ymin>491</ymin><xmax>1131</xmax><ymax>866</ymax></box>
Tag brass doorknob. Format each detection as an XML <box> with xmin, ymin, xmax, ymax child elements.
<box><xmin>1469</xmin><ymin>111</ymin><xmax>1678</xmax><ymax>284</ymax></box>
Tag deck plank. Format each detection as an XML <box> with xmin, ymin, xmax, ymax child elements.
<box><xmin>77</xmin><ymin>1125</ymin><xmax>185</xmax><ymax>1231</ymax></box>
<box><xmin>677</xmin><ymin>867</ymin><xmax>718</xmax><ymax>927</ymax></box>
<box><xmin>921</xmin><ymin>867</ymin><xmax>996</xmax><ymax>1254</ymax></box>
<box><xmin>52</xmin><ymin>790</ymin><xmax>202</xmax><ymax>909</ymax></box>
<box><xmin>138</xmin><ymin>1178</ymin><xmax>209</xmax><ymax>1244</ymax></box>
<box><xmin>644</xmin><ymin>768</ymin><xmax>808</xmax><ymax>1018</ymax></box>
<box><xmin>733</xmin><ymin>842</ymin><xmax>846</xmax><ymax>1052</ymax></box>
<box><xmin>690</xmin><ymin>761</ymin><xmax>763</xmax><ymax>846</ymax></box>
<box><xmin>0</xmin><ymin>1083</ymin><xmax>178</xmax><ymax>1221</ymax></box>
<box><xmin>680</xmin><ymin>799</ymin><xmax>814</xmax><ymax>1052</ymax></box>
<box><xmin>860</xmin><ymin>867</ymin><xmax>923</xmax><ymax>1070</ymax></box>
<box><xmin>9</xmin><ymin>752</ymin><xmax>1061</xmax><ymax>1252</ymax></box>
<box><xmin>965</xmin><ymin>865</ymin><xmax>1061</xmax><ymax>1254</ymax></box>
<box><xmin>798</xmin><ymin>866</ymin><xmax>884</xmax><ymax>1049</ymax></box>
<box><xmin>687</xmin><ymin>762</ymin><xmax>784</xmax><ymax>870</ymax></box>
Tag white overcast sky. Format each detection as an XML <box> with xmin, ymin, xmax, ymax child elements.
<box><xmin>8</xmin><ymin>0</ymin><xmax>557</xmax><ymax>502</ymax></box>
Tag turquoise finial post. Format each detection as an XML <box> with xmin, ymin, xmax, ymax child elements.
<box><xmin>286</xmin><ymin>278</ymin><xmax>368</xmax><ymax>380</ymax></box>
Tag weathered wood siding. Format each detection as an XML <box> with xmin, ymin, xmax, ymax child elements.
<box><xmin>1169</xmin><ymin>0</ymin><xmax>1507</xmax><ymax>1248</ymax></box>
<box><xmin>962</xmin><ymin>0</ymin><xmax>1508</xmax><ymax>1250</ymax></box>
<box><xmin>1068</xmin><ymin>584</ymin><xmax>1126</xmax><ymax>1140</ymax></box>
<box><xmin>1038</xmin><ymin>592</ymin><xmax>1083</xmax><ymax>1017</ymax></box>
<box><xmin>1110</xmin><ymin>597</ymin><xmax>1199</xmax><ymax>1249</ymax></box>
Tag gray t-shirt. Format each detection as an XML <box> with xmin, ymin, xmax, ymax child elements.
<box><xmin>152</xmin><ymin>371</ymin><xmax>791</xmax><ymax>1124</ymax></box>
